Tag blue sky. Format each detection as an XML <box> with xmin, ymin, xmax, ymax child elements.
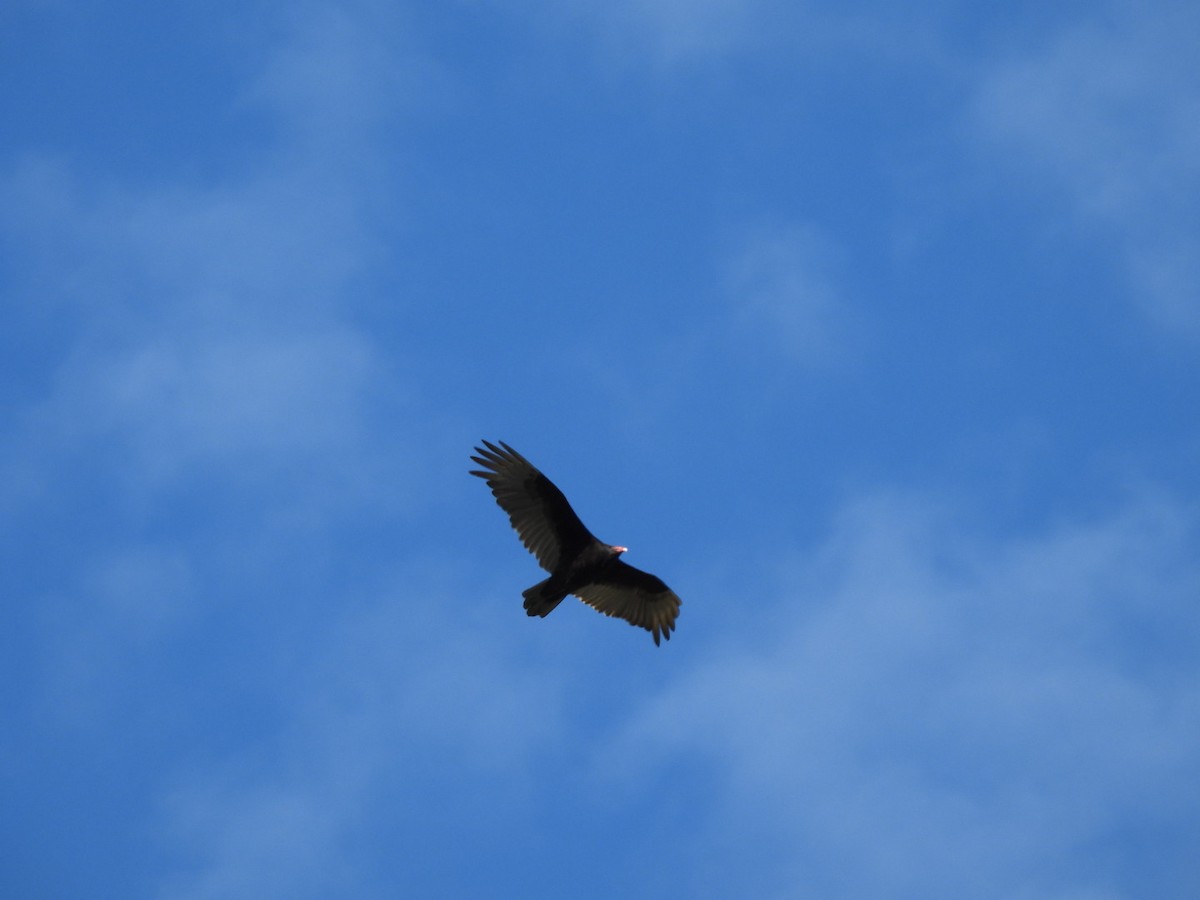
<box><xmin>3</xmin><ymin>1</ymin><xmax>1198</xmax><ymax>897</ymax></box>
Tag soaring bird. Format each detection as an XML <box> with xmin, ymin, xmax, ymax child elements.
<box><xmin>470</xmin><ymin>440</ymin><xmax>681</xmax><ymax>645</ymax></box>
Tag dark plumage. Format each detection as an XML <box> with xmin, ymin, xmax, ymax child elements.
<box><xmin>470</xmin><ymin>440</ymin><xmax>681</xmax><ymax>645</ymax></box>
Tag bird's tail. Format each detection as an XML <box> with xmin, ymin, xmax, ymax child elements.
<box><xmin>523</xmin><ymin>577</ymin><xmax>567</xmax><ymax>618</ymax></box>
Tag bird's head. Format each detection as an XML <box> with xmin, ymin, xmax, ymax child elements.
<box><xmin>610</xmin><ymin>545</ymin><xmax>628</xmax><ymax>557</ymax></box>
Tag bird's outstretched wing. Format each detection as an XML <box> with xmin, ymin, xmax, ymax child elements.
<box><xmin>470</xmin><ymin>440</ymin><xmax>598</xmax><ymax>572</ymax></box>
<box><xmin>572</xmin><ymin>560</ymin><xmax>681</xmax><ymax>646</ymax></box>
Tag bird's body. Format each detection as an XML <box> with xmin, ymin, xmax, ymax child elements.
<box><xmin>470</xmin><ymin>440</ymin><xmax>680</xmax><ymax>645</ymax></box>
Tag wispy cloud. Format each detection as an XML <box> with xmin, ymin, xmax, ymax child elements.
<box><xmin>973</xmin><ymin>1</ymin><xmax>1200</xmax><ymax>338</ymax></box>
<box><xmin>0</xmin><ymin>1</ymin><xmax>432</xmax><ymax>518</ymax></box>
<box><xmin>487</xmin><ymin>0</ymin><xmax>766</xmax><ymax>67</ymax></box>
<box><xmin>596</xmin><ymin>489</ymin><xmax>1200</xmax><ymax>897</ymax></box>
<box><xmin>497</xmin><ymin>0</ymin><xmax>943</xmax><ymax>70</ymax></box>
<box><xmin>1</xmin><ymin>0</ymin><xmax>442</xmax><ymax>856</ymax></box>
<box><xmin>724</xmin><ymin>222</ymin><xmax>864</xmax><ymax>367</ymax></box>
<box><xmin>571</xmin><ymin>0</ymin><xmax>763</xmax><ymax>64</ymax></box>
<box><xmin>157</xmin><ymin>583</ymin><xmax>568</xmax><ymax>899</ymax></box>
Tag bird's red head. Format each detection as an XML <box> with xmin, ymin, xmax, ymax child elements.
<box><xmin>611</xmin><ymin>545</ymin><xmax>628</xmax><ymax>556</ymax></box>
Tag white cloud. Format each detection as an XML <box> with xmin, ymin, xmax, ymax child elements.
<box><xmin>580</xmin><ymin>0</ymin><xmax>761</xmax><ymax>64</ymax></box>
<box><xmin>973</xmin><ymin>1</ymin><xmax>1200</xmax><ymax>338</ymax></box>
<box><xmin>35</xmin><ymin>547</ymin><xmax>199</xmax><ymax>730</ymax></box>
<box><xmin>157</xmin><ymin>584</ymin><xmax>568</xmax><ymax>899</ymax></box>
<box><xmin>1127</xmin><ymin>238</ymin><xmax>1200</xmax><ymax>336</ymax></box>
<box><xmin>0</xmin><ymin>1</ymin><xmax>429</xmax><ymax>515</ymax></box>
<box><xmin>80</xmin><ymin>329</ymin><xmax>383</xmax><ymax>487</ymax></box>
<box><xmin>2</xmin><ymin>0</ymin><xmax>438</xmax><ymax>763</ymax></box>
<box><xmin>499</xmin><ymin>0</ymin><xmax>946</xmax><ymax>69</ymax></box>
<box><xmin>161</xmin><ymin>778</ymin><xmax>363</xmax><ymax>900</ymax></box>
<box><xmin>486</xmin><ymin>0</ymin><xmax>765</xmax><ymax>67</ymax></box>
<box><xmin>724</xmin><ymin>222</ymin><xmax>863</xmax><ymax>366</ymax></box>
<box><xmin>595</xmin><ymin>489</ymin><xmax>1200</xmax><ymax>897</ymax></box>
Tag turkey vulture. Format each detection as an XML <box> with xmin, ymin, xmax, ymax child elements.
<box><xmin>470</xmin><ymin>440</ymin><xmax>681</xmax><ymax>645</ymax></box>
